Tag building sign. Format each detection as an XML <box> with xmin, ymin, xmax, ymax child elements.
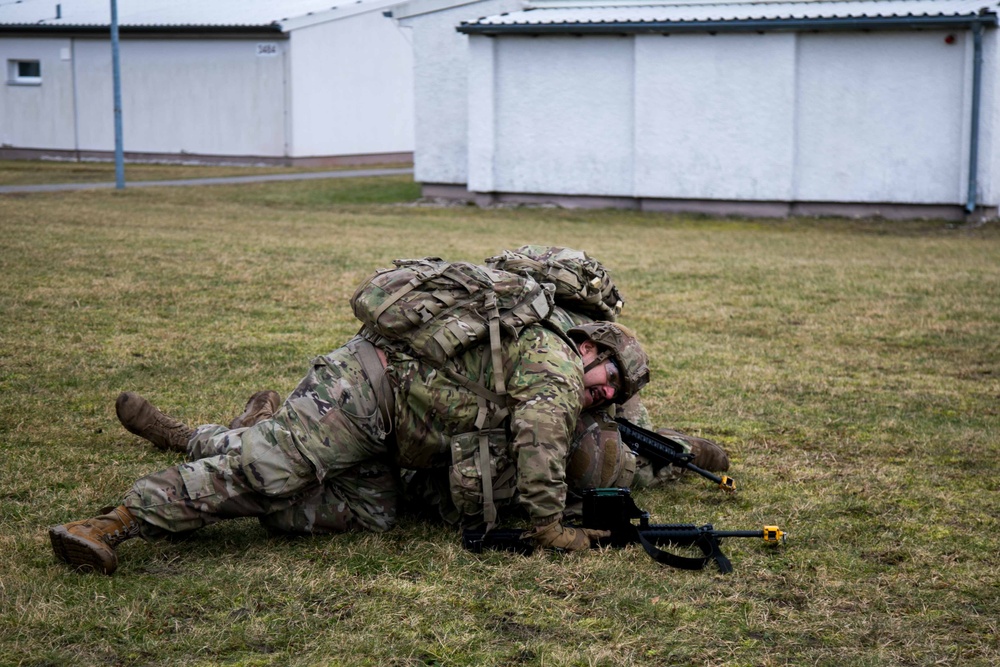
<box><xmin>256</xmin><ymin>43</ymin><xmax>279</xmax><ymax>57</ymax></box>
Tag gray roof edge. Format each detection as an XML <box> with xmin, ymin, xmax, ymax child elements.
<box><xmin>458</xmin><ymin>12</ymin><xmax>999</xmax><ymax>34</ymax></box>
<box><xmin>278</xmin><ymin>0</ymin><xmax>406</xmax><ymax>31</ymax></box>
<box><xmin>0</xmin><ymin>0</ymin><xmax>406</xmax><ymax>34</ymax></box>
<box><xmin>389</xmin><ymin>0</ymin><xmax>493</xmax><ymax>20</ymax></box>
<box><xmin>0</xmin><ymin>23</ymin><xmax>286</xmax><ymax>35</ymax></box>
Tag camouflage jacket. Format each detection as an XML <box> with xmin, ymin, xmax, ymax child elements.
<box><xmin>386</xmin><ymin>324</ymin><xmax>583</xmax><ymax>524</ymax></box>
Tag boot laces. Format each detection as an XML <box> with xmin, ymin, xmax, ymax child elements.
<box><xmin>99</xmin><ymin>508</ymin><xmax>140</xmax><ymax>546</ymax></box>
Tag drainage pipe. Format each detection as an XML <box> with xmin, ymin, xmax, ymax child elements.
<box><xmin>110</xmin><ymin>0</ymin><xmax>125</xmax><ymax>189</ymax></box>
<box><xmin>966</xmin><ymin>20</ymin><xmax>984</xmax><ymax>214</ymax></box>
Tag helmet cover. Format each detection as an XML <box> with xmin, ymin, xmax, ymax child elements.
<box><xmin>568</xmin><ymin>322</ymin><xmax>650</xmax><ymax>403</ymax></box>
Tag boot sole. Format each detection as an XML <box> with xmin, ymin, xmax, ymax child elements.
<box><xmin>48</xmin><ymin>526</ymin><xmax>117</xmax><ymax>575</ymax></box>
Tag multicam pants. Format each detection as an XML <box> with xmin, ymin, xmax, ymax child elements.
<box><xmin>123</xmin><ymin>343</ymin><xmax>399</xmax><ymax>538</ymax></box>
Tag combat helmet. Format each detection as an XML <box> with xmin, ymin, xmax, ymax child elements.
<box><xmin>567</xmin><ymin>321</ymin><xmax>650</xmax><ymax>403</ymax></box>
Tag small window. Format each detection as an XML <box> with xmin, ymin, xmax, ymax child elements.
<box><xmin>8</xmin><ymin>60</ymin><xmax>42</xmax><ymax>85</ymax></box>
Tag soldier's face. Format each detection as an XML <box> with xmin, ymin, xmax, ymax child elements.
<box><xmin>580</xmin><ymin>341</ymin><xmax>620</xmax><ymax>409</ymax></box>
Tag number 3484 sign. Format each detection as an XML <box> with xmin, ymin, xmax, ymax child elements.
<box><xmin>256</xmin><ymin>43</ymin><xmax>280</xmax><ymax>57</ymax></box>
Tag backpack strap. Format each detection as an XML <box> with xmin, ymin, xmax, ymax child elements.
<box><xmin>345</xmin><ymin>337</ymin><xmax>395</xmax><ymax>446</ymax></box>
<box><xmin>484</xmin><ymin>292</ymin><xmax>507</xmax><ymax>397</ymax></box>
<box><xmin>473</xmin><ymin>331</ymin><xmax>513</xmax><ymax>532</ymax></box>
<box><xmin>475</xmin><ymin>396</ymin><xmax>497</xmax><ymax>529</ymax></box>
<box><xmin>541</xmin><ymin>318</ymin><xmax>581</xmax><ymax>356</ymax></box>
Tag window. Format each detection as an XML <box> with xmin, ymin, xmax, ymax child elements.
<box><xmin>8</xmin><ymin>60</ymin><xmax>41</xmax><ymax>85</ymax></box>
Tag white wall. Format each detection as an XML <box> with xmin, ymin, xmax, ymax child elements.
<box><xmin>794</xmin><ymin>31</ymin><xmax>970</xmax><ymax>204</ymax></box>
<box><xmin>465</xmin><ymin>28</ymin><xmax>997</xmax><ymax>208</ymax></box>
<box><xmin>114</xmin><ymin>38</ymin><xmax>288</xmax><ymax>156</ymax></box>
<box><xmin>470</xmin><ymin>36</ymin><xmax>635</xmax><ymax>195</ymax></box>
<box><xmin>398</xmin><ymin>0</ymin><xmax>521</xmax><ymax>184</ymax></box>
<box><xmin>290</xmin><ymin>11</ymin><xmax>415</xmax><ymax>157</ymax></box>
<box><xmin>0</xmin><ymin>37</ymin><xmax>78</xmax><ymax>149</ymax></box>
<box><xmin>983</xmin><ymin>28</ymin><xmax>999</xmax><ymax>205</ymax></box>
<box><xmin>3</xmin><ymin>16</ymin><xmax>419</xmax><ymax>160</ymax></box>
<box><xmin>1</xmin><ymin>36</ymin><xmax>288</xmax><ymax>156</ymax></box>
<box><xmin>634</xmin><ymin>32</ymin><xmax>797</xmax><ymax>201</ymax></box>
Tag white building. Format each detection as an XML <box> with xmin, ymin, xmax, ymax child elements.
<box><xmin>392</xmin><ymin>0</ymin><xmax>1000</xmax><ymax>220</ymax></box>
<box><xmin>0</xmin><ymin>0</ymin><xmax>414</xmax><ymax>165</ymax></box>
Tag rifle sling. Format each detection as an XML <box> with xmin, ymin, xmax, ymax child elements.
<box><xmin>634</xmin><ymin>528</ymin><xmax>734</xmax><ymax>574</ymax></box>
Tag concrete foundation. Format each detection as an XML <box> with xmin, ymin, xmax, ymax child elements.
<box><xmin>422</xmin><ymin>183</ymin><xmax>997</xmax><ymax>222</ymax></box>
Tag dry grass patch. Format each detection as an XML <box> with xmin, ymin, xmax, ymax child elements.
<box><xmin>0</xmin><ymin>159</ymin><xmax>410</xmax><ymax>186</ymax></box>
<box><xmin>1</xmin><ymin>175</ymin><xmax>998</xmax><ymax>665</ymax></box>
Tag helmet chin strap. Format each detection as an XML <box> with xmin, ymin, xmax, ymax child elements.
<box><xmin>584</xmin><ymin>349</ymin><xmax>613</xmax><ymax>374</ymax></box>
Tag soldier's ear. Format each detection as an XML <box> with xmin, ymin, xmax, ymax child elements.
<box><xmin>579</xmin><ymin>340</ymin><xmax>597</xmax><ymax>357</ymax></box>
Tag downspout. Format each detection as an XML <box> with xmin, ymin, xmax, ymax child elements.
<box><xmin>966</xmin><ymin>20</ymin><xmax>984</xmax><ymax>214</ymax></box>
<box><xmin>282</xmin><ymin>37</ymin><xmax>292</xmax><ymax>163</ymax></box>
<box><xmin>110</xmin><ymin>0</ymin><xmax>125</xmax><ymax>189</ymax></box>
<box><xmin>70</xmin><ymin>38</ymin><xmax>80</xmax><ymax>161</ymax></box>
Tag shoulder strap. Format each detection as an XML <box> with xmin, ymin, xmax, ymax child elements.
<box><xmin>541</xmin><ymin>318</ymin><xmax>581</xmax><ymax>355</ymax></box>
<box><xmin>345</xmin><ymin>337</ymin><xmax>395</xmax><ymax>446</ymax></box>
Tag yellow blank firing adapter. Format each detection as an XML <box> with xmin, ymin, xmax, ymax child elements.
<box><xmin>762</xmin><ymin>526</ymin><xmax>785</xmax><ymax>543</ymax></box>
<box><xmin>719</xmin><ymin>475</ymin><xmax>736</xmax><ymax>493</ymax></box>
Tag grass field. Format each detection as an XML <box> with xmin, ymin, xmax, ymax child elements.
<box><xmin>0</xmin><ymin>159</ymin><xmax>410</xmax><ymax>186</ymax></box>
<box><xmin>1</xmin><ymin>172</ymin><xmax>998</xmax><ymax>666</ymax></box>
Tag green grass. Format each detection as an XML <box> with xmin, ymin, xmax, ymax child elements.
<box><xmin>0</xmin><ymin>159</ymin><xmax>411</xmax><ymax>186</ymax></box>
<box><xmin>1</xmin><ymin>173</ymin><xmax>999</xmax><ymax>666</ymax></box>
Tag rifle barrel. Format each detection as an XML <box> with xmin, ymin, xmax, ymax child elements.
<box><xmin>642</xmin><ymin>525</ymin><xmax>784</xmax><ymax>543</ymax></box>
<box><xmin>681</xmin><ymin>462</ymin><xmax>726</xmax><ymax>487</ymax></box>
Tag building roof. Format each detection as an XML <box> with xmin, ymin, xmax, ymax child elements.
<box><xmin>458</xmin><ymin>0</ymin><xmax>1000</xmax><ymax>34</ymax></box>
<box><xmin>388</xmin><ymin>0</ymin><xmax>488</xmax><ymax>21</ymax></box>
<box><xmin>0</xmin><ymin>0</ymin><xmax>398</xmax><ymax>33</ymax></box>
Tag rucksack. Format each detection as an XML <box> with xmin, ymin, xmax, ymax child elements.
<box><xmin>484</xmin><ymin>245</ymin><xmax>624</xmax><ymax>321</ymax></box>
<box><xmin>351</xmin><ymin>257</ymin><xmax>556</xmax><ymax>530</ymax></box>
<box><xmin>350</xmin><ymin>257</ymin><xmax>553</xmax><ymax>367</ymax></box>
<box><xmin>351</xmin><ymin>251</ymin><xmax>624</xmax><ymax>530</ymax></box>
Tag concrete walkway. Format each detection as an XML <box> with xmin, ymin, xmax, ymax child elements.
<box><xmin>0</xmin><ymin>166</ymin><xmax>414</xmax><ymax>194</ymax></box>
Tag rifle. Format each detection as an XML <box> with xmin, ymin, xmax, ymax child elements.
<box><xmin>463</xmin><ymin>488</ymin><xmax>784</xmax><ymax>573</ymax></box>
<box><xmin>615</xmin><ymin>417</ymin><xmax>737</xmax><ymax>493</ymax></box>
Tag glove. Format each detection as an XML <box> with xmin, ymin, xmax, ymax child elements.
<box><xmin>524</xmin><ymin>518</ymin><xmax>611</xmax><ymax>552</ymax></box>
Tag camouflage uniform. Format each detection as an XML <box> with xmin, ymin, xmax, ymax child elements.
<box><xmin>389</xmin><ymin>324</ymin><xmax>581</xmax><ymax>524</ymax></box>
<box><xmin>123</xmin><ymin>326</ymin><xmax>584</xmax><ymax>537</ymax></box>
<box><xmin>397</xmin><ymin>306</ymin><xmax>656</xmax><ymax>525</ymax></box>
<box><xmin>124</xmin><ymin>343</ymin><xmax>397</xmax><ymax>537</ymax></box>
<box><xmin>544</xmin><ymin>305</ymin><xmax>690</xmax><ymax>489</ymax></box>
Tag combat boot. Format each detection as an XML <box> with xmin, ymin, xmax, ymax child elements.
<box><xmin>656</xmin><ymin>427</ymin><xmax>730</xmax><ymax>472</ymax></box>
<box><xmin>115</xmin><ymin>391</ymin><xmax>193</xmax><ymax>453</ymax></box>
<box><xmin>688</xmin><ymin>438</ymin><xmax>730</xmax><ymax>472</ymax></box>
<box><xmin>228</xmin><ymin>390</ymin><xmax>281</xmax><ymax>429</ymax></box>
<box><xmin>49</xmin><ymin>506</ymin><xmax>140</xmax><ymax>575</ymax></box>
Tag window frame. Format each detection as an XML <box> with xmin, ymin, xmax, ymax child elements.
<box><xmin>8</xmin><ymin>59</ymin><xmax>42</xmax><ymax>86</ymax></box>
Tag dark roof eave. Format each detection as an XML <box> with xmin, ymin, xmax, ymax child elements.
<box><xmin>0</xmin><ymin>23</ymin><xmax>286</xmax><ymax>38</ymax></box>
<box><xmin>458</xmin><ymin>13</ymin><xmax>999</xmax><ymax>36</ymax></box>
